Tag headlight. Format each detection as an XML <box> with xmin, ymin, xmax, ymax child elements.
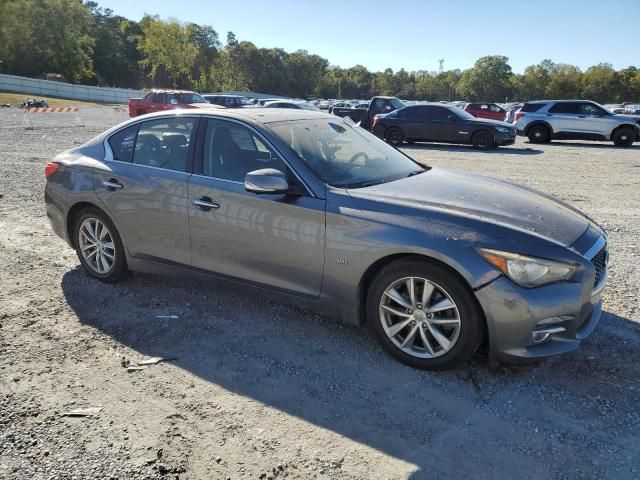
<box><xmin>478</xmin><ymin>248</ymin><xmax>576</xmax><ymax>288</ymax></box>
<box><xmin>495</xmin><ymin>127</ymin><xmax>512</xmax><ymax>133</ymax></box>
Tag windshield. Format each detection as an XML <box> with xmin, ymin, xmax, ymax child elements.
<box><xmin>177</xmin><ymin>93</ymin><xmax>207</xmax><ymax>104</ymax></box>
<box><xmin>298</xmin><ymin>103</ymin><xmax>320</xmax><ymax>111</ymax></box>
<box><xmin>451</xmin><ymin>108</ymin><xmax>477</xmax><ymax>121</ymax></box>
<box><xmin>390</xmin><ymin>98</ymin><xmax>406</xmax><ymax>109</ymax></box>
<box><xmin>269</xmin><ymin>118</ymin><xmax>426</xmax><ymax>188</ymax></box>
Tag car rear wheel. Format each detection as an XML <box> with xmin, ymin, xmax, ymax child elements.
<box><xmin>612</xmin><ymin>127</ymin><xmax>635</xmax><ymax>147</ymax></box>
<box><xmin>472</xmin><ymin>130</ymin><xmax>494</xmax><ymax>149</ymax></box>
<box><xmin>385</xmin><ymin>127</ymin><xmax>404</xmax><ymax>146</ymax></box>
<box><xmin>527</xmin><ymin>124</ymin><xmax>550</xmax><ymax>143</ymax></box>
<box><xmin>367</xmin><ymin>259</ymin><xmax>483</xmax><ymax>370</ymax></box>
<box><xmin>74</xmin><ymin>208</ymin><xmax>129</xmax><ymax>283</ymax></box>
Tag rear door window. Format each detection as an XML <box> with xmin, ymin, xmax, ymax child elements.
<box><xmin>108</xmin><ymin>125</ymin><xmax>139</xmax><ymax>162</ymax></box>
<box><xmin>132</xmin><ymin>118</ymin><xmax>197</xmax><ymax>172</ymax></box>
<box><xmin>152</xmin><ymin>93</ymin><xmax>166</xmax><ymax>104</ymax></box>
<box><xmin>549</xmin><ymin>103</ymin><xmax>579</xmax><ymax>114</ymax></box>
<box><xmin>521</xmin><ymin>103</ymin><xmax>548</xmax><ymax>112</ymax></box>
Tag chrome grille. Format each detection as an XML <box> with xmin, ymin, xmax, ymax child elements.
<box><xmin>590</xmin><ymin>243</ymin><xmax>607</xmax><ymax>288</ymax></box>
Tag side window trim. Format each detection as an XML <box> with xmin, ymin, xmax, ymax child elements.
<box><xmin>103</xmin><ymin>116</ymin><xmax>201</xmax><ymax>174</ymax></box>
<box><xmin>192</xmin><ymin>116</ymin><xmax>315</xmax><ymax>197</ymax></box>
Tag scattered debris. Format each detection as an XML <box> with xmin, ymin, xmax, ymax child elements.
<box><xmin>138</xmin><ymin>356</ymin><xmax>174</xmax><ymax>366</ymax></box>
<box><xmin>126</xmin><ymin>365</ymin><xmax>149</xmax><ymax>373</ymax></box>
<box><xmin>62</xmin><ymin>406</ymin><xmax>103</xmax><ymax>417</ymax></box>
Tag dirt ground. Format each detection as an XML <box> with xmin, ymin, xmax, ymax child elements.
<box><xmin>1</xmin><ymin>107</ymin><xmax>639</xmax><ymax>480</ymax></box>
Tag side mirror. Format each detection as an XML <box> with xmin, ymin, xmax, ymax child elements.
<box><xmin>244</xmin><ymin>168</ymin><xmax>289</xmax><ymax>194</ymax></box>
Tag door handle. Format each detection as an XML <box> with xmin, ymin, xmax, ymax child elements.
<box><xmin>192</xmin><ymin>197</ymin><xmax>220</xmax><ymax>211</ymax></box>
<box><xmin>578</xmin><ymin>115</ymin><xmax>586</xmax><ymax>118</ymax></box>
<box><xmin>102</xmin><ymin>179</ymin><xmax>123</xmax><ymax>190</ymax></box>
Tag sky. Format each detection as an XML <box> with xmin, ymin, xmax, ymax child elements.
<box><xmin>101</xmin><ymin>0</ymin><xmax>640</xmax><ymax>73</ymax></box>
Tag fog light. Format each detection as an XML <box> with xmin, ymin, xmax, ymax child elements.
<box><xmin>531</xmin><ymin>326</ymin><xmax>566</xmax><ymax>344</ymax></box>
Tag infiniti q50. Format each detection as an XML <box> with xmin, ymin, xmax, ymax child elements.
<box><xmin>44</xmin><ymin>109</ymin><xmax>607</xmax><ymax>370</ymax></box>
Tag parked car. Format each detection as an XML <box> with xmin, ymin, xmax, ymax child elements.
<box><xmin>328</xmin><ymin>101</ymin><xmax>351</xmax><ymax>114</ymax></box>
<box><xmin>44</xmin><ymin>109</ymin><xmax>608</xmax><ymax>370</ymax></box>
<box><xmin>464</xmin><ymin>103</ymin><xmax>508</xmax><ymax>122</ymax></box>
<box><xmin>128</xmin><ymin>90</ymin><xmax>209</xmax><ymax>117</ymax></box>
<box><xmin>317</xmin><ymin>100</ymin><xmax>332</xmax><ymax>110</ymax></box>
<box><xmin>372</xmin><ymin>103</ymin><xmax>516</xmax><ymax>148</ymax></box>
<box><xmin>255</xmin><ymin>98</ymin><xmax>284</xmax><ymax>107</ymax></box>
<box><xmin>332</xmin><ymin>96</ymin><xmax>406</xmax><ymax>129</ymax></box>
<box><xmin>263</xmin><ymin>100</ymin><xmax>320</xmax><ymax>111</ymax></box>
<box><xmin>203</xmin><ymin>94</ymin><xmax>251</xmax><ymax>108</ymax></box>
<box><xmin>514</xmin><ymin>100</ymin><xmax>640</xmax><ymax>146</ymax></box>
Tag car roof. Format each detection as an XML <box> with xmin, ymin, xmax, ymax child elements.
<box><xmin>149</xmin><ymin>89</ymin><xmax>196</xmax><ymax>94</ymax></box>
<box><xmin>525</xmin><ymin>99</ymin><xmax>590</xmax><ymax>103</ymax></box>
<box><xmin>203</xmin><ymin>94</ymin><xmax>246</xmax><ymax>98</ymax></box>
<box><xmin>90</xmin><ymin>109</ymin><xmax>337</xmax><ymax>147</ymax></box>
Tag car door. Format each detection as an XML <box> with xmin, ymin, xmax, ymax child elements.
<box><xmin>547</xmin><ymin>102</ymin><xmax>580</xmax><ymax>133</ymax></box>
<box><xmin>94</xmin><ymin>116</ymin><xmax>198</xmax><ymax>265</ymax></box>
<box><xmin>150</xmin><ymin>92</ymin><xmax>166</xmax><ymax>112</ymax></box>
<box><xmin>577</xmin><ymin>102</ymin><xmax>612</xmax><ymax>136</ymax></box>
<box><xmin>412</xmin><ymin>106</ymin><xmax>452</xmax><ymax>141</ymax></box>
<box><xmin>187</xmin><ymin>117</ymin><xmax>326</xmax><ymax>297</ymax></box>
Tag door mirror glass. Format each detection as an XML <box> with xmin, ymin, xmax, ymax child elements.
<box><xmin>245</xmin><ymin>168</ymin><xmax>289</xmax><ymax>194</ymax></box>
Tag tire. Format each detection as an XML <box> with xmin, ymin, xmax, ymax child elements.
<box><xmin>612</xmin><ymin>127</ymin><xmax>635</xmax><ymax>147</ymax></box>
<box><xmin>471</xmin><ymin>130</ymin><xmax>495</xmax><ymax>149</ymax></box>
<box><xmin>527</xmin><ymin>124</ymin><xmax>550</xmax><ymax>143</ymax></box>
<box><xmin>385</xmin><ymin>127</ymin><xmax>404</xmax><ymax>146</ymax></box>
<box><xmin>367</xmin><ymin>259</ymin><xmax>484</xmax><ymax>370</ymax></box>
<box><xmin>73</xmin><ymin>208</ymin><xmax>129</xmax><ymax>283</ymax></box>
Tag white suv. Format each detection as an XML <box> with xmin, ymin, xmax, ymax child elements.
<box><xmin>514</xmin><ymin>100</ymin><xmax>640</xmax><ymax>147</ymax></box>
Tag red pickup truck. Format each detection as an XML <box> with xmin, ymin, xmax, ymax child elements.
<box><xmin>128</xmin><ymin>90</ymin><xmax>213</xmax><ymax>117</ymax></box>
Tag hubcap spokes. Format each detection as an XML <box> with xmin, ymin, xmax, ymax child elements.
<box><xmin>79</xmin><ymin>218</ymin><xmax>115</xmax><ymax>274</ymax></box>
<box><xmin>379</xmin><ymin>277</ymin><xmax>461</xmax><ymax>359</ymax></box>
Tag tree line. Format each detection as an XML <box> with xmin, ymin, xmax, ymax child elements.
<box><xmin>1</xmin><ymin>0</ymin><xmax>639</xmax><ymax>103</ymax></box>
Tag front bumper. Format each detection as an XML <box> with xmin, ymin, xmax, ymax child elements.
<box><xmin>475</xmin><ymin>272</ymin><xmax>604</xmax><ymax>363</ymax></box>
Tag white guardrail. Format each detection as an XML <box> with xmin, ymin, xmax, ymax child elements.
<box><xmin>0</xmin><ymin>74</ymin><xmax>144</xmax><ymax>104</ymax></box>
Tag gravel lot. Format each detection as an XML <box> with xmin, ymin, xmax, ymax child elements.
<box><xmin>1</xmin><ymin>107</ymin><xmax>639</xmax><ymax>480</ymax></box>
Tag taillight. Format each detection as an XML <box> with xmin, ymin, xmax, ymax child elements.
<box><xmin>44</xmin><ymin>162</ymin><xmax>60</xmax><ymax>178</ymax></box>
<box><xmin>516</xmin><ymin>112</ymin><xmax>524</xmax><ymax>121</ymax></box>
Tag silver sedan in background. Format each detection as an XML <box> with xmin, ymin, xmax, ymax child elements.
<box><xmin>44</xmin><ymin>109</ymin><xmax>607</xmax><ymax>370</ymax></box>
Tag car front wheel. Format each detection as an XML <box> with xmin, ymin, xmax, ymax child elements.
<box><xmin>472</xmin><ymin>130</ymin><xmax>494</xmax><ymax>149</ymax></box>
<box><xmin>612</xmin><ymin>127</ymin><xmax>635</xmax><ymax>147</ymax></box>
<box><xmin>385</xmin><ymin>127</ymin><xmax>404</xmax><ymax>146</ymax></box>
<box><xmin>74</xmin><ymin>208</ymin><xmax>129</xmax><ymax>282</ymax></box>
<box><xmin>367</xmin><ymin>259</ymin><xmax>484</xmax><ymax>370</ymax></box>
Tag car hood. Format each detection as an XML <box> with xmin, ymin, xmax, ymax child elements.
<box><xmin>468</xmin><ymin>117</ymin><xmax>513</xmax><ymax>128</ymax></box>
<box><xmin>347</xmin><ymin>168</ymin><xmax>589</xmax><ymax>247</ymax></box>
<box><xmin>613</xmin><ymin>114</ymin><xmax>640</xmax><ymax>122</ymax></box>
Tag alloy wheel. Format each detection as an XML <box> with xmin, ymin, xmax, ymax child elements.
<box><xmin>78</xmin><ymin>218</ymin><xmax>116</xmax><ymax>274</ymax></box>
<box><xmin>379</xmin><ymin>277</ymin><xmax>461</xmax><ymax>359</ymax></box>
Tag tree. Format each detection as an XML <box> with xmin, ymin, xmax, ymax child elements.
<box><xmin>138</xmin><ymin>16</ymin><xmax>198</xmax><ymax>88</ymax></box>
<box><xmin>0</xmin><ymin>0</ymin><xmax>94</xmax><ymax>82</ymax></box>
<box><xmin>582</xmin><ymin>63</ymin><xmax>619</xmax><ymax>103</ymax></box>
<box><xmin>87</xmin><ymin>2</ymin><xmax>143</xmax><ymax>88</ymax></box>
<box><xmin>545</xmin><ymin>64</ymin><xmax>582</xmax><ymax>99</ymax></box>
<box><xmin>456</xmin><ymin>55</ymin><xmax>514</xmax><ymax>101</ymax></box>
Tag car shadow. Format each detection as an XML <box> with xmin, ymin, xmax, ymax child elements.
<box><xmin>401</xmin><ymin>143</ymin><xmax>543</xmax><ymax>155</ymax></box>
<box><xmin>61</xmin><ymin>267</ymin><xmax>640</xmax><ymax>479</ymax></box>
<box><xmin>525</xmin><ymin>140</ymin><xmax>640</xmax><ymax>150</ymax></box>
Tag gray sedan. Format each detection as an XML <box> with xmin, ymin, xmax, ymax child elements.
<box><xmin>44</xmin><ymin>109</ymin><xmax>607</xmax><ymax>370</ymax></box>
